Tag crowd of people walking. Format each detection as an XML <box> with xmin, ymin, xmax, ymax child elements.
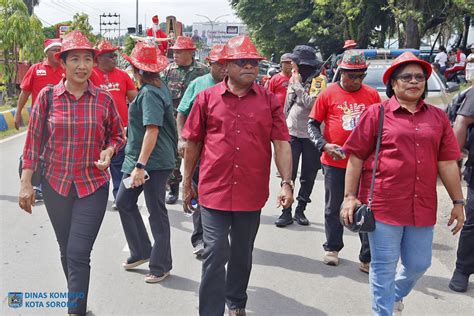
<box><xmin>16</xmin><ymin>16</ymin><xmax>474</xmax><ymax>315</ymax></box>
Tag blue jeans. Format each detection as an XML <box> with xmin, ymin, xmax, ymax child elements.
<box><xmin>368</xmin><ymin>221</ymin><xmax>434</xmax><ymax>316</ymax></box>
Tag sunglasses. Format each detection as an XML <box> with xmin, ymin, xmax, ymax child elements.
<box><xmin>396</xmin><ymin>73</ymin><xmax>426</xmax><ymax>82</ymax></box>
<box><xmin>346</xmin><ymin>73</ymin><xmax>366</xmax><ymax>80</ymax></box>
<box><xmin>231</xmin><ymin>59</ymin><xmax>259</xmax><ymax>67</ymax></box>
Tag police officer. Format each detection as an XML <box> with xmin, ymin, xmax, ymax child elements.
<box><xmin>450</xmin><ymin>86</ymin><xmax>474</xmax><ymax>292</ymax></box>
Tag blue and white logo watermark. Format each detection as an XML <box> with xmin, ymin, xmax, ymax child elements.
<box><xmin>8</xmin><ymin>292</ymin><xmax>23</xmax><ymax>308</ymax></box>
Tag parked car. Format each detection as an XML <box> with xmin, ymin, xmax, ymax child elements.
<box><xmin>331</xmin><ymin>49</ymin><xmax>460</xmax><ymax>110</ymax></box>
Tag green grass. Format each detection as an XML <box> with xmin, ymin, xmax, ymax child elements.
<box><xmin>0</xmin><ymin>126</ymin><xmax>26</xmax><ymax>139</ymax></box>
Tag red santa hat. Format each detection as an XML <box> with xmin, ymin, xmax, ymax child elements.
<box><xmin>152</xmin><ymin>15</ymin><xmax>159</xmax><ymax>24</ymax></box>
<box><xmin>44</xmin><ymin>38</ymin><xmax>62</xmax><ymax>53</ymax></box>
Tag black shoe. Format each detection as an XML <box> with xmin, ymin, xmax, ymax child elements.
<box><xmin>166</xmin><ymin>184</ymin><xmax>179</xmax><ymax>204</ymax></box>
<box><xmin>165</xmin><ymin>192</ymin><xmax>178</xmax><ymax>204</ymax></box>
<box><xmin>294</xmin><ymin>212</ymin><xmax>309</xmax><ymax>225</ymax></box>
<box><xmin>275</xmin><ymin>211</ymin><xmax>293</xmax><ymax>227</ymax></box>
<box><xmin>449</xmin><ymin>269</ymin><xmax>470</xmax><ymax>292</ymax></box>
<box><xmin>34</xmin><ymin>189</ymin><xmax>43</xmax><ymax>201</ymax></box>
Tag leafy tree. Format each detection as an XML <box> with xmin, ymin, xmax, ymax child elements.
<box><xmin>230</xmin><ymin>0</ymin><xmax>473</xmax><ymax>57</ymax></box>
<box><xmin>21</xmin><ymin>14</ymin><xmax>45</xmax><ymax>63</ymax></box>
<box><xmin>1</xmin><ymin>0</ymin><xmax>32</xmax><ymax>96</ymax></box>
<box><xmin>68</xmin><ymin>13</ymin><xmax>97</xmax><ymax>44</ymax></box>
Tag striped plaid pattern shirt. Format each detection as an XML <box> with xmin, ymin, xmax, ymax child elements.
<box><xmin>22</xmin><ymin>80</ymin><xmax>126</xmax><ymax>198</ymax></box>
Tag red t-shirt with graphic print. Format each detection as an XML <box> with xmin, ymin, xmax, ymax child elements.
<box><xmin>90</xmin><ymin>67</ymin><xmax>136</xmax><ymax>126</ymax></box>
<box><xmin>308</xmin><ymin>83</ymin><xmax>381</xmax><ymax>168</ymax></box>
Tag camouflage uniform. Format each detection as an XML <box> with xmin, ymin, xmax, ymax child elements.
<box><xmin>162</xmin><ymin>61</ymin><xmax>209</xmax><ymax>187</ymax></box>
<box><xmin>162</xmin><ymin>61</ymin><xmax>209</xmax><ymax>110</ymax></box>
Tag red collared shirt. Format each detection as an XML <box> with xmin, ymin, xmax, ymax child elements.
<box><xmin>90</xmin><ymin>67</ymin><xmax>136</xmax><ymax>126</ymax></box>
<box><xmin>22</xmin><ymin>80</ymin><xmax>126</xmax><ymax>198</ymax></box>
<box><xmin>182</xmin><ymin>79</ymin><xmax>290</xmax><ymax>211</ymax></box>
<box><xmin>342</xmin><ymin>96</ymin><xmax>460</xmax><ymax>226</ymax></box>
<box><xmin>20</xmin><ymin>59</ymin><xmax>64</xmax><ymax>105</ymax></box>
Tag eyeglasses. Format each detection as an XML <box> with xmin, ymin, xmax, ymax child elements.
<box><xmin>231</xmin><ymin>59</ymin><xmax>259</xmax><ymax>67</ymax></box>
<box><xmin>396</xmin><ymin>73</ymin><xmax>426</xmax><ymax>82</ymax></box>
<box><xmin>346</xmin><ymin>73</ymin><xmax>366</xmax><ymax>80</ymax></box>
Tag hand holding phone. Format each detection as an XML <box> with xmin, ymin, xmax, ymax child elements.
<box><xmin>123</xmin><ymin>170</ymin><xmax>150</xmax><ymax>189</ymax></box>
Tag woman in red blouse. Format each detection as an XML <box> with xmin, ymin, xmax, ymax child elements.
<box><xmin>18</xmin><ymin>31</ymin><xmax>125</xmax><ymax>315</ymax></box>
<box><xmin>341</xmin><ymin>52</ymin><xmax>464</xmax><ymax>315</ymax></box>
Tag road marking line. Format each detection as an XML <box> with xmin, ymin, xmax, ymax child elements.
<box><xmin>0</xmin><ymin>131</ymin><xmax>27</xmax><ymax>144</ymax></box>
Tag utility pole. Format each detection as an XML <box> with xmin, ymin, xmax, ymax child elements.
<box><xmin>136</xmin><ymin>0</ymin><xmax>139</xmax><ymax>35</ymax></box>
<box><xmin>99</xmin><ymin>13</ymin><xmax>121</xmax><ymax>43</ymax></box>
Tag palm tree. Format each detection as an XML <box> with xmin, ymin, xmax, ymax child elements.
<box><xmin>23</xmin><ymin>0</ymin><xmax>40</xmax><ymax>16</ymax></box>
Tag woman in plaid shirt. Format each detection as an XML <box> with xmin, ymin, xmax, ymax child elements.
<box><xmin>19</xmin><ymin>31</ymin><xmax>125</xmax><ymax>315</ymax></box>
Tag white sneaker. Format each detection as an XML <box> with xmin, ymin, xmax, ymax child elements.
<box><xmin>323</xmin><ymin>251</ymin><xmax>339</xmax><ymax>266</ymax></box>
<box><xmin>193</xmin><ymin>241</ymin><xmax>204</xmax><ymax>256</ymax></box>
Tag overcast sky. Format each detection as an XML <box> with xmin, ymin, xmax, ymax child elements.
<box><xmin>34</xmin><ymin>0</ymin><xmax>240</xmax><ymax>35</ymax></box>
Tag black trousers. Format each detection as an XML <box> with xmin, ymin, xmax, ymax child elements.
<box><xmin>199</xmin><ymin>207</ymin><xmax>261</xmax><ymax>316</ymax></box>
<box><xmin>116</xmin><ymin>169</ymin><xmax>173</xmax><ymax>276</ymax></box>
<box><xmin>42</xmin><ymin>180</ymin><xmax>109</xmax><ymax>315</ymax></box>
<box><xmin>322</xmin><ymin>164</ymin><xmax>371</xmax><ymax>263</ymax></box>
<box><xmin>454</xmin><ymin>186</ymin><xmax>474</xmax><ymax>275</ymax></box>
<box><xmin>290</xmin><ymin>136</ymin><xmax>321</xmax><ymax>205</ymax></box>
<box><xmin>191</xmin><ymin>166</ymin><xmax>203</xmax><ymax>247</ymax></box>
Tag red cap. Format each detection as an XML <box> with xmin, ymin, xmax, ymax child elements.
<box><xmin>383</xmin><ymin>51</ymin><xmax>432</xmax><ymax>85</ymax></box>
<box><xmin>343</xmin><ymin>39</ymin><xmax>357</xmax><ymax>49</ymax></box>
<box><xmin>95</xmin><ymin>39</ymin><xmax>119</xmax><ymax>56</ymax></box>
<box><xmin>339</xmin><ymin>50</ymin><xmax>368</xmax><ymax>70</ymax></box>
<box><xmin>54</xmin><ymin>30</ymin><xmax>97</xmax><ymax>59</ymax></box>
<box><xmin>122</xmin><ymin>41</ymin><xmax>168</xmax><ymax>73</ymax></box>
<box><xmin>206</xmin><ymin>44</ymin><xmax>225</xmax><ymax>62</ymax></box>
<box><xmin>43</xmin><ymin>38</ymin><xmax>62</xmax><ymax>53</ymax></box>
<box><xmin>152</xmin><ymin>15</ymin><xmax>159</xmax><ymax>24</ymax></box>
<box><xmin>170</xmin><ymin>36</ymin><xmax>196</xmax><ymax>50</ymax></box>
<box><xmin>218</xmin><ymin>36</ymin><xmax>264</xmax><ymax>61</ymax></box>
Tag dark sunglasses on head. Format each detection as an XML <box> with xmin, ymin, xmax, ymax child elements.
<box><xmin>396</xmin><ymin>73</ymin><xmax>426</xmax><ymax>82</ymax></box>
<box><xmin>346</xmin><ymin>73</ymin><xmax>366</xmax><ymax>80</ymax></box>
<box><xmin>231</xmin><ymin>59</ymin><xmax>259</xmax><ymax>67</ymax></box>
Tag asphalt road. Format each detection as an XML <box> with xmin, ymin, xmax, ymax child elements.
<box><xmin>1</xmin><ymin>133</ymin><xmax>473</xmax><ymax>315</ymax></box>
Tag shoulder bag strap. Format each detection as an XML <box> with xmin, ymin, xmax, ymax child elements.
<box><xmin>39</xmin><ymin>85</ymin><xmax>53</xmax><ymax>155</ymax></box>
<box><xmin>368</xmin><ymin>104</ymin><xmax>385</xmax><ymax>209</ymax></box>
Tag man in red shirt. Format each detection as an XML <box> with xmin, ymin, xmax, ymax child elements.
<box><xmin>15</xmin><ymin>38</ymin><xmax>64</xmax><ymax>130</ymax></box>
<box><xmin>308</xmin><ymin>50</ymin><xmax>381</xmax><ymax>271</ymax></box>
<box><xmin>90</xmin><ymin>40</ymin><xmax>137</xmax><ymax>205</ymax></box>
<box><xmin>181</xmin><ymin>36</ymin><xmax>293</xmax><ymax>316</ymax></box>
<box><xmin>146</xmin><ymin>15</ymin><xmax>168</xmax><ymax>55</ymax></box>
<box><xmin>267</xmin><ymin>53</ymin><xmax>292</xmax><ymax>107</ymax></box>
<box><xmin>15</xmin><ymin>38</ymin><xmax>64</xmax><ymax>201</ymax></box>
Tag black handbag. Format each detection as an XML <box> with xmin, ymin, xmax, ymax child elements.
<box><xmin>18</xmin><ymin>85</ymin><xmax>53</xmax><ymax>186</ymax></box>
<box><xmin>341</xmin><ymin>104</ymin><xmax>384</xmax><ymax>233</ymax></box>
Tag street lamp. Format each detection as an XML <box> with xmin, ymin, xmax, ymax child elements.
<box><xmin>195</xmin><ymin>14</ymin><xmax>231</xmax><ymax>46</ymax></box>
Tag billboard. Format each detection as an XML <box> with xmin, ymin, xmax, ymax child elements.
<box><xmin>192</xmin><ymin>22</ymin><xmax>247</xmax><ymax>46</ymax></box>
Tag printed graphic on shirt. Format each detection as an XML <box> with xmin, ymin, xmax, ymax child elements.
<box><xmin>338</xmin><ymin>102</ymin><xmax>366</xmax><ymax>131</ymax></box>
<box><xmin>98</xmin><ymin>82</ymin><xmax>121</xmax><ymax>92</ymax></box>
<box><xmin>36</xmin><ymin>69</ymin><xmax>47</xmax><ymax>76</ymax></box>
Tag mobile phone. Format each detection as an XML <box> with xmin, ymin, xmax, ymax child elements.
<box><xmin>336</xmin><ymin>148</ymin><xmax>346</xmax><ymax>160</ymax></box>
<box><xmin>123</xmin><ymin>171</ymin><xmax>150</xmax><ymax>189</ymax></box>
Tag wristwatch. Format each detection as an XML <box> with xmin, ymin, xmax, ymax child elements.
<box><xmin>135</xmin><ymin>162</ymin><xmax>146</xmax><ymax>169</ymax></box>
<box><xmin>280</xmin><ymin>180</ymin><xmax>294</xmax><ymax>191</ymax></box>
<box><xmin>452</xmin><ymin>199</ymin><xmax>466</xmax><ymax>206</ymax></box>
